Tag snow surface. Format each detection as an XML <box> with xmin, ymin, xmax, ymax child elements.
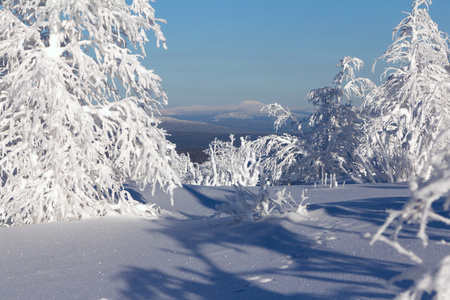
<box><xmin>1</xmin><ymin>183</ymin><xmax>449</xmax><ymax>299</ymax></box>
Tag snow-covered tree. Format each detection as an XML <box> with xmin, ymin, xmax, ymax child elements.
<box><xmin>304</xmin><ymin>57</ymin><xmax>375</xmax><ymax>182</ymax></box>
<box><xmin>262</xmin><ymin>57</ymin><xmax>375</xmax><ymax>183</ymax></box>
<box><xmin>364</xmin><ymin>4</ymin><xmax>450</xmax><ymax>297</ymax></box>
<box><xmin>0</xmin><ymin>0</ymin><xmax>180</xmax><ymax>226</ymax></box>
<box><xmin>359</xmin><ymin>0</ymin><xmax>450</xmax><ymax>182</ymax></box>
<box><xmin>252</xmin><ymin>133</ymin><xmax>307</xmax><ymax>185</ymax></box>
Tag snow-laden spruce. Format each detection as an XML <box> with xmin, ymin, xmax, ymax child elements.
<box><xmin>262</xmin><ymin>57</ymin><xmax>375</xmax><ymax>184</ymax></box>
<box><xmin>0</xmin><ymin>0</ymin><xmax>180</xmax><ymax>226</ymax></box>
<box><xmin>358</xmin><ymin>0</ymin><xmax>450</xmax><ymax>183</ymax></box>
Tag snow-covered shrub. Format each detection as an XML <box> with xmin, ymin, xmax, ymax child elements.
<box><xmin>205</xmin><ymin>135</ymin><xmax>259</xmax><ymax>186</ymax></box>
<box><xmin>0</xmin><ymin>0</ymin><xmax>180</xmax><ymax>226</ymax></box>
<box><xmin>179</xmin><ymin>135</ymin><xmax>260</xmax><ymax>186</ymax></box>
<box><xmin>252</xmin><ymin>133</ymin><xmax>308</xmax><ymax>185</ymax></box>
<box><xmin>173</xmin><ymin>153</ymin><xmax>204</xmax><ymax>185</ymax></box>
<box><xmin>216</xmin><ymin>175</ymin><xmax>308</xmax><ymax>223</ymax></box>
<box><xmin>178</xmin><ymin>133</ymin><xmax>308</xmax><ymax>187</ymax></box>
<box><xmin>358</xmin><ymin>0</ymin><xmax>450</xmax><ymax>183</ymax></box>
<box><xmin>262</xmin><ymin>57</ymin><xmax>374</xmax><ymax>184</ymax></box>
<box><xmin>370</xmin><ymin>127</ymin><xmax>450</xmax><ymax>299</ymax></box>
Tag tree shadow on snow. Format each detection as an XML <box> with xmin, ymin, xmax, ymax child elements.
<box><xmin>359</xmin><ymin>183</ymin><xmax>410</xmax><ymax>189</ymax></box>
<box><xmin>183</xmin><ymin>184</ymin><xmax>231</xmax><ymax>210</ymax></box>
<box><xmin>308</xmin><ymin>196</ymin><xmax>450</xmax><ymax>242</ymax></box>
<box><xmin>113</xmin><ymin>215</ymin><xmax>411</xmax><ymax>299</ymax></box>
<box><xmin>308</xmin><ymin>196</ymin><xmax>408</xmax><ymax>226</ymax></box>
<box><xmin>123</xmin><ymin>184</ymin><xmax>147</xmax><ymax>204</ymax></box>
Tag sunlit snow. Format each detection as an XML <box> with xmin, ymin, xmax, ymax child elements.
<box><xmin>1</xmin><ymin>183</ymin><xmax>448</xmax><ymax>299</ymax></box>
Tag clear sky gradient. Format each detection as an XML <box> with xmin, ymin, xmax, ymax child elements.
<box><xmin>144</xmin><ymin>0</ymin><xmax>450</xmax><ymax>109</ymax></box>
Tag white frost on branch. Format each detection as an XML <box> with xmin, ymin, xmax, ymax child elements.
<box><xmin>392</xmin><ymin>255</ymin><xmax>450</xmax><ymax>300</ymax></box>
<box><xmin>260</xmin><ymin>103</ymin><xmax>301</xmax><ymax>132</ymax></box>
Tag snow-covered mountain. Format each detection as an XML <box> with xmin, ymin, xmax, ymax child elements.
<box><xmin>157</xmin><ymin>102</ymin><xmax>312</xmax><ymax>164</ymax></box>
<box><xmin>158</xmin><ymin>117</ymin><xmax>262</xmax><ymax>163</ymax></box>
<box><xmin>160</xmin><ymin>101</ymin><xmax>311</xmax><ymax>134</ymax></box>
<box><xmin>161</xmin><ymin>100</ymin><xmax>267</xmax><ymax>119</ymax></box>
<box><xmin>157</xmin><ymin>117</ymin><xmax>250</xmax><ymax>134</ymax></box>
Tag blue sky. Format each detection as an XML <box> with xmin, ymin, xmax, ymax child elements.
<box><xmin>144</xmin><ymin>0</ymin><xmax>450</xmax><ymax>109</ymax></box>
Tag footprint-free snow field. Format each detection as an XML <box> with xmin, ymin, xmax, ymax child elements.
<box><xmin>0</xmin><ymin>183</ymin><xmax>448</xmax><ymax>299</ymax></box>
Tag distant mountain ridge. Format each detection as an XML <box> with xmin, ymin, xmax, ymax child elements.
<box><xmin>157</xmin><ymin>101</ymin><xmax>313</xmax><ymax>163</ymax></box>
<box><xmin>157</xmin><ymin>117</ymin><xmax>251</xmax><ymax>134</ymax></box>
<box><xmin>159</xmin><ymin>101</ymin><xmax>312</xmax><ymax>134</ymax></box>
<box><xmin>161</xmin><ymin>100</ymin><xmax>266</xmax><ymax>119</ymax></box>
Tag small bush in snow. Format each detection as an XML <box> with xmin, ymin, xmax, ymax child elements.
<box><xmin>216</xmin><ymin>175</ymin><xmax>309</xmax><ymax>223</ymax></box>
<box><xmin>177</xmin><ymin>135</ymin><xmax>260</xmax><ymax>186</ymax></box>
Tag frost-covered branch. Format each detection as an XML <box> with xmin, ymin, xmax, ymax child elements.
<box><xmin>260</xmin><ymin>103</ymin><xmax>301</xmax><ymax>132</ymax></box>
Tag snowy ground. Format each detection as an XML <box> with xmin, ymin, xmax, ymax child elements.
<box><xmin>0</xmin><ymin>183</ymin><xmax>449</xmax><ymax>299</ymax></box>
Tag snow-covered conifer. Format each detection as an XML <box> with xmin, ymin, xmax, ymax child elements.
<box><xmin>305</xmin><ymin>57</ymin><xmax>375</xmax><ymax>183</ymax></box>
<box><xmin>0</xmin><ymin>0</ymin><xmax>180</xmax><ymax>226</ymax></box>
<box><xmin>359</xmin><ymin>0</ymin><xmax>450</xmax><ymax>182</ymax></box>
<box><xmin>262</xmin><ymin>57</ymin><xmax>374</xmax><ymax>183</ymax></box>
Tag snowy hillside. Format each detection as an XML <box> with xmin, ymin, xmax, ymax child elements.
<box><xmin>1</xmin><ymin>183</ymin><xmax>448</xmax><ymax>299</ymax></box>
